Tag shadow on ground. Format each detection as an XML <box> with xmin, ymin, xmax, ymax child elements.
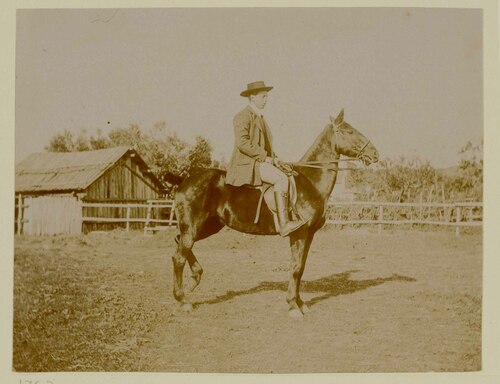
<box><xmin>193</xmin><ymin>270</ymin><xmax>416</xmax><ymax>308</ymax></box>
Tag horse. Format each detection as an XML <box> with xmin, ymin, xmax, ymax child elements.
<box><xmin>168</xmin><ymin>109</ymin><xmax>379</xmax><ymax>318</ymax></box>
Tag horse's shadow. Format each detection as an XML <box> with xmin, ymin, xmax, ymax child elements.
<box><xmin>192</xmin><ymin>270</ymin><xmax>416</xmax><ymax>308</ymax></box>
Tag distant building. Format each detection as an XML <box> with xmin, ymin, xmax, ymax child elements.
<box><xmin>329</xmin><ymin>161</ymin><xmax>357</xmax><ymax>202</ymax></box>
<box><xmin>15</xmin><ymin>147</ymin><xmax>165</xmax><ymax>235</ymax></box>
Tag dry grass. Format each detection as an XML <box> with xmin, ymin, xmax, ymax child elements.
<box><xmin>13</xmin><ymin>226</ymin><xmax>481</xmax><ymax>372</ymax></box>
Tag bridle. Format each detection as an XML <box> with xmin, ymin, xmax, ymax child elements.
<box><xmin>356</xmin><ymin>138</ymin><xmax>372</xmax><ymax>160</ymax></box>
<box><xmin>290</xmin><ymin>122</ymin><xmax>372</xmax><ymax>170</ymax></box>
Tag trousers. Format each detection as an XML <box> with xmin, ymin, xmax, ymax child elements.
<box><xmin>259</xmin><ymin>161</ymin><xmax>289</xmax><ymax>192</ymax></box>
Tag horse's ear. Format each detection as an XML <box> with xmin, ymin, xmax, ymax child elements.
<box><xmin>334</xmin><ymin>109</ymin><xmax>344</xmax><ymax>125</ymax></box>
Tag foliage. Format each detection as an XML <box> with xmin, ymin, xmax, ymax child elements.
<box><xmin>188</xmin><ymin>136</ymin><xmax>213</xmax><ymax>171</ymax></box>
<box><xmin>212</xmin><ymin>155</ymin><xmax>228</xmax><ymax>171</ymax></box>
<box><xmin>452</xmin><ymin>141</ymin><xmax>483</xmax><ymax>200</ymax></box>
<box><xmin>347</xmin><ymin>156</ymin><xmax>438</xmax><ymax>202</ymax></box>
<box><xmin>347</xmin><ymin>140</ymin><xmax>483</xmax><ymax>202</ymax></box>
<box><xmin>46</xmin><ymin>129</ymin><xmax>92</xmax><ymax>152</ymax></box>
<box><xmin>45</xmin><ymin>122</ymin><xmax>218</xmax><ymax>193</ymax></box>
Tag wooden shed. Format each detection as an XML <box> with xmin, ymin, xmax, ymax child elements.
<box><xmin>15</xmin><ymin>147</ymin><xmax>166</xmax><ymax>235</ymax></box>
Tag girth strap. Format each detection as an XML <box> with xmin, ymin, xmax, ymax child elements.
<box><xmin>254</xmin><ymin>184</ymin><xmax>273</xmax><ymax>224</ymax></box>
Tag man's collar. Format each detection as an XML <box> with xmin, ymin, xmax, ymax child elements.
<box><xmin>248</xmin><ymin>103</ymin><xmax>264</xmax><ymax>117</ymax></box>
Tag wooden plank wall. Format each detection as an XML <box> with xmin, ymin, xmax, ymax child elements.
<box><xmin>82</xmin><ymin>158</ymin><xmax>161</xmax><ymax>233</ymax></box>
<box><xmin>23</xmin><ymin>195</ymin><xmax>82</xmax><ymax>235</ymax></box>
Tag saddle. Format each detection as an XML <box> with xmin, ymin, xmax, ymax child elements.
<box><xmin>250</xmin><ymin>176</ymin><xmax>299</xmax><ymax>230</ymax></box>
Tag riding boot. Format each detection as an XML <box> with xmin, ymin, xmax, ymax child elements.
<box><xmin>274</xmin><ymin>191</ymin><xmax>306</xmax><ymax>237</ymax></box>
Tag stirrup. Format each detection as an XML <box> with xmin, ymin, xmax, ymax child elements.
<box><xmin>278</xmin><ymin>219</ymin><xmax>306</xmax><ymax>237</ymax></box>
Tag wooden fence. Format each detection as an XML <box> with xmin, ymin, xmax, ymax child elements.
<box><xmin>15</xmin><ymin>194</ymin><xmax>28</xmax><ymax>235</ymax></box>
<box><xmin>16</xmin><ymin>198</ymin><xmax>483</xmax><ymax>235</ymax></box>
<box><xmin>81</xmin><ymin>200</ymin><xmax>175</xmax><ymax>234</ymax></box>
<box><xmin>325</xmin><ymin>201</ymin><xmax>482</xmax><ymax>235</ymax></box>
<box><xmin>82</xmin><ymin>200</ymin><xmax>482</xmax><ymax>235</ymax></box>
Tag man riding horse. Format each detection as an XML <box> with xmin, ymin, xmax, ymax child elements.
<box><xmin>225</xmin><ymin>81</ymin><xmax>306</xmax><ymax>237</ymax></box>
<box><xmin>168</xmin><ymin>82</ymin><xmax>379</xmax><ymax>316</ymax></box>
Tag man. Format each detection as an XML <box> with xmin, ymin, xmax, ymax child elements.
<box><xmin>226</xmin><ymin>81</ymin><xmax>305</xmax><ymax>237</ymax></box>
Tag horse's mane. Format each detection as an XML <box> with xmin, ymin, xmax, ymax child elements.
<box><xmin>299</xmin><ymin>124</ymin><xmax>333</xmax><ymax>162</ymax></box>
<box><xmin>163</xmin><ymin>172</ymin><xmax>185</xmax><ymax>186</ymax></box>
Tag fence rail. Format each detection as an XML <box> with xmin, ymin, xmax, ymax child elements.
<box><xmin>16</xmin><ymin>196</ymin><xmax>482</xmax><ymax>235</ymax></box>
<box><xmin>78</xmin><ymin>200</ymin><xmax>482</xmax><ymax>235</ymax></box>
<box><xmin>81</xmin><ymin>199</ymin><xmax>175</xmax><ymax>233</ymax></box>
<box><xmin>325</xmin><ymin>201</ymin><xmax>482</xmax><ymax>235</ymax></box>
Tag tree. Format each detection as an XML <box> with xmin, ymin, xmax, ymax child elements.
<box><xmin>187</xmin><ymin>136</ymin><xmax>213</xmax><ymax>173</ymax></box>
<box><xmin>450</xmin><ymin>140</ymin><xmax>483</xmax><ymax>200</ymax></box>
<box><xmin>153</xmin><ymin>132</ymin><xmax>190</xmax><ymax>177</ymax></box>
<box><xmin>108</xmin><ymin>124</ymin><xmax>144</xmax><ymax>148</ymax></box>
<box><xmin>347</xmin><ymin>156</ymin><xmax>438</xmax><ymax>202</ymax></box>
<box><xmin>46</xmin><ymin>128</ymin><xmax>97</xmax><ymax>152</ymax></box>
<box><xmin>45</xmin><ymin>130</ymin><xmax>79</xmax><ymax>152</ymax></box>
<box><xmin>45</xmin><ymin>123</ymin><xmax>215</xmax><ymax>192</ymax></box>
<box><xmin>212</xmin><ymin>155</ymin><xmax>228</xmax><ymax>170</ymax></box>
<box><xmin>380</xmin><ymin>156</ymin><xmax>437</xmax><ymax>201</ymax></box>
<box><xmin>347</xmin><ymin>140</ymin><xmax>483</xmax><ymax>203</ymax></box>
<box><xmin>89</xmin><ymin>128</ymin><xmax>110</xmax><ymax>150</ymax></box>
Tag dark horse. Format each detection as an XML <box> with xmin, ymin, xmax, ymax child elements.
<box><xmin>169</xmin><ymin>110</ymin><xmax>379</xmax><ymax>318</ymax></box>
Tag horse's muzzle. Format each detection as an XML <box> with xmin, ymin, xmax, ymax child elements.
<box><xmin>360</xmin><ymin>150</ymin><xmax>379</xmax><ymax>165</ymax></box>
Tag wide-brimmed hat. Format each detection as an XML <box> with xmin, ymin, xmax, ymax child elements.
<box><xmin>240</xmin><ymin>81</ymin><xmax>274</xmax><ymax>97</ymax></box>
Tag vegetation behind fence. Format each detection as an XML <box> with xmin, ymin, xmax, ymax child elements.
<box><xmin>326</xmin><ymin>201</ymin><xmax>482</xmax><ymax>235</ymax></box>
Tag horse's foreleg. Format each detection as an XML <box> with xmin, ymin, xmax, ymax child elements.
<box><xmin>296</xmin><ymin>232</ymin><xmax>314</xmax><ymax>314</ymax></box>
<box><xmin>172</xmin><ymin>245</ymin><xmax>189</xmax><ymax>310</ymax></box>
<box><xmin>286</xmin><ymin>229</ymin><xmax>314</xmax><ymax>317</ymax></box>
<box><xmin>186</xmin><ymin>249</ymin><xmax>203</xmax><ymax>291</ymax></box>
<box><xmin>172</xmin><ymin>234</ymin><xmax>200</xmax><ymax>311</ymax></box>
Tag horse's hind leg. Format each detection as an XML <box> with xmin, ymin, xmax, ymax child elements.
<box><xmin>172</xmin><ymin>233</ymin><xmax>202</xmax><ymax>311</ymax></box>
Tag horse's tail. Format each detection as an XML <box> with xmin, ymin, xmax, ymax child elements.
<box><xmin>163</xmin><ymin>172</ymin><xmax>185</xmax><ymax>186</ymax></box>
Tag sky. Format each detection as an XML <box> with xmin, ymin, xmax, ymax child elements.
<box><xmin>15</xmin><ymin>7</ymin><xmax>483</xmax><ymax>167</ymax></box>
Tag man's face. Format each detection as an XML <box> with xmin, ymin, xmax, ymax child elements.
<box><xmin>250</xmin><ymin>91</ymin><xmax>269</xmax><ymax>109</ymax></box>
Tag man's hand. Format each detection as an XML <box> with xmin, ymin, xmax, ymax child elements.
<box><xmin>273</xmin><ymin>158</ymin><xmax>296</xmax><ymax>175</ymax></box>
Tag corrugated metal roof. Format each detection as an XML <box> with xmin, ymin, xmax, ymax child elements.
<box><xmin>16</xmin><ymin>147</ymin><xmax>137</xmax><ymax>193</ymax></box>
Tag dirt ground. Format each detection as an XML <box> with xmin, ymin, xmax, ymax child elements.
<box><xmin>13</xmin><ymin>225</ymin><xmax>482</xmax><ymax>373</ymax></box>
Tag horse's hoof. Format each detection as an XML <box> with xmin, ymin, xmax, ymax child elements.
<box><xmin>288</xmin><ymin>308</ymin><xmax>303</xmax><ymax>319</ymax></box>
<box><xmin>180</xmin><ymin>303</ymin><xmax>193</xmax><ymax>312</ymax></box>
<box><xmin>300</xmin><ymin>304</ymin><xmax>311</xmax><ymax>314</ymax></box>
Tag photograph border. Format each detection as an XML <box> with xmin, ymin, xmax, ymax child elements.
<box><xmin>1</xmin><ymin>1</ymin><xmax>499</xmax><ymax>383</ymax></box>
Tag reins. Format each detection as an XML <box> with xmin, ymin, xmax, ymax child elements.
<box><xmin>289</xmin><ymin>159</ymin><xmax>351</xmax><ymax>170</ymax></box>
<box><xmin>290</xmin><ymin>140</ymin><xmax>372</xmax><ymax>170</ymax></box>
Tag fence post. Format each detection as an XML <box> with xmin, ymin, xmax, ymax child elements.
<box><xmin>17</xmin><ymin>193</ymin><xmax>22</xmax><ymax>235</ymax></box>
<box><xmin>169</xmin><ymin>200</ymin><xmax>176</xmax><ymax>226</ymax></box>
<box><xmin>144</xmin><ymin>201</ymin><xmax>152</xmax><ymax>233</ymax></box>
<box><xmin>77</xmin><ymin>198</ymin><xmax>83</xmax><ymax>234</ymax></box>
<box><xmin>455</xmin><ymin>206</ymin><xmax>461</xmax><ymax>236</ymax></box>
<box><xmin>378</xmin><ymin>204</ymin><xmax>383</xmax><ymax>234</ymax></box>
<box><xmin>126</xmin><ymin>205</ymin><xmax>131</xmax><ymax>232</ymax></box>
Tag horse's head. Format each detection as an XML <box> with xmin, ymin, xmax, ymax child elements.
<box><xmin>329</xmin><ymin>109</ymin><xmax>379</xmax><ymax>166</ymax></box>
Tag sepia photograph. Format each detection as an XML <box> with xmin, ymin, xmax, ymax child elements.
<box><xmin>2</xmin><ymin>1</ymin><xmax>500</xmax><ymax>382</ymax></box>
